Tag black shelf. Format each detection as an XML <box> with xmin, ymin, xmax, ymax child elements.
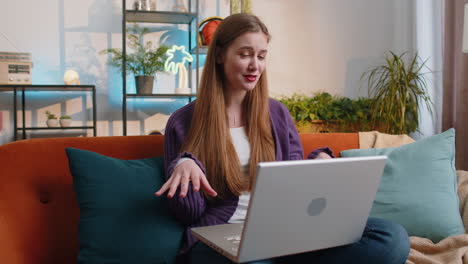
<box><xmin>121</xmin><ymin>1</ymin><xmax>200</xmax><ymax>136</ymax></box>
<box><xmin>0</xmin><ymin>85</ymin><xmax>94</xmax><ymax>92</ymax></box>
<box><xmin>125</xmin><ymin>10</ymin><xmax>196</xmax><ymax>24</ymax></box>
<box><xmin>0</xmin><ymin>84</ymin><xmax>97</xmax><ymax>141</ymax></box>
<box><xmin>126</xmin><ymin>93</ymin><xmax>196</xmax><ymax>104</ymax></box>
<box><xmin>17</xmin><ymin>126</ymin><xmax>94</xmax><ymax>130</ymax></box>
<box><xmin>126</xmin><ymin>93</ymin><xmax>196</xmax><ymax>98</ymax></box>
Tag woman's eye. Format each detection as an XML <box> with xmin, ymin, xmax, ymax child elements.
<box><xmin>258</xmin><ymin>55</ymin><xmax>266</xmax><ymax>60</ymax></box>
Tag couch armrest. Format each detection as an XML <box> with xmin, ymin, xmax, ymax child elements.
<box><xmin>0</xmin><ymin>218</ymin><xmax>23</xmax><ymax>263</ymax></box>
<box><xmin>457</xmin><ymin>170</ymin><xmax>468</xmax><ymax>232</ymax></box>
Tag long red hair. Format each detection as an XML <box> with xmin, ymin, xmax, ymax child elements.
<box><xmin>182</xmin><ymin>14</ymin><xmax>275</xmax><ymax>199</ymax></box>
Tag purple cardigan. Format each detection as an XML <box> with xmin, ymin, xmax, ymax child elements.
<box><xmin>163</xmin><ymin>99</ymin><xmax>304</xmax><ymax>253</ymax></box>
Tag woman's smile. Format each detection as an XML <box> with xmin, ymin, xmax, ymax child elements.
<box><xmin>244</xmin><ymin>75</ymin><xmax>257</xmax><ymax>82</ymax></box>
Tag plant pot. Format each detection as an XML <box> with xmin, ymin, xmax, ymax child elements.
<box><xmin>175</xmin><ymin>87</ymin><xmax>191</xmax><ymax>94</ymax></box>
<box><xmin>60</xmin><ymin>119</ymin><xmax>72</xmax><ymax>127</ymax></box>
<box><xmin>47</xmin><ymin>119</ymin><xmax>59</xmax><ymax>127</ymax></box>
<box><xmin>135</xmin><ymin>76</ymin><xmax>154</xmax><ymax>95</ymax></box>
<box><xmin>296</xmin><ymin>120</ymin><xmax>343</xmax><ymax>133</ymax></box>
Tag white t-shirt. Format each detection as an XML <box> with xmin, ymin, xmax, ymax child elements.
<box><xmin>228</xmin><ymin>127</ymin><xmax>251</xmax><ymax>224</ymax></box>
<box><xmin>175</xmin><ymin>127</ymin><xmax>251</xmax><ymax>223</ymax></box>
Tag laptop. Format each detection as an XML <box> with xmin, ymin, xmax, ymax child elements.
<box><xmin>191</xmin><ymin>156</ymin><xmax>387</xmax><ymax>263</ymax></box>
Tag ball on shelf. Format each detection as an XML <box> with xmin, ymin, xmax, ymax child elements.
<box><xmin>64</xmin><ymin>70</ymin><xmax>80</xmax><ymax>85</ymax></box>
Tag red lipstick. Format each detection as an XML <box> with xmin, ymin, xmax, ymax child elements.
<box><xmin>244</xmin><ymin>75</ymin><xmax>257</xmax><ymax>82</ymax></box>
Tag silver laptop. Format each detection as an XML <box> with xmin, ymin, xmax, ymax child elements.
<box><xmin>191</xmin><ymin>156</ymin><xmax>387</xmax><ymax>263</ymax></box>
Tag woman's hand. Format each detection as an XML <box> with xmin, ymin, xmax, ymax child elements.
<box><xmin>154</xmin><ymin>159</ymin><xmax>217</xmax><ymax>198</ymax></box>
<box><xmin>316</xmin><ymin>152</ymin><xmax>332</xmax><ymax>159</ymax></box>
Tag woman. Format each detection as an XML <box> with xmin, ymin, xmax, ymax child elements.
<box><xmin>155</xmin><ymin>13</ymin><xmax>410</xmax><ymax>264</ymax></box>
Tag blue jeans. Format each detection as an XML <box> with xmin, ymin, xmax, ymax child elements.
<box><xmin>188</xmin><ymin>217</ymin><xmax>410</xmax><ymax>264</ymax></box>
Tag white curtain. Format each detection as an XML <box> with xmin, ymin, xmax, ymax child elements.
<box><xmin>412</xmin><ymin>0</ymin><xmax>444</xmax><ymax>139</ymax></box>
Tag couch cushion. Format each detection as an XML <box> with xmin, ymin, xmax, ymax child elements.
<box><xmin>299</xmin><ymin>133</ymin><xmax>359</xmax><ymax>158</ymax></box>
<box><xmin>66</xmin><ymin>148</ymin><xmax>183</xmax><ymax>264</ymax></box>
<box><xmin>341</xmin><ymin>128</ymin><xmax>465</xmax><ymax>242</ymax></box>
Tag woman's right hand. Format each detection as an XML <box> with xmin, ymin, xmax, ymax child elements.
<box><xmin>154</xmin><ymin>159</ymin><xmax>218</xmax><ymax>198</ymax></box>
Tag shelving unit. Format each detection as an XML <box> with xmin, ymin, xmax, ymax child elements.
<box><xmin>120</xmin><ymin>1</ymin><xmax>244</xmax><ymax>135</ymax></box>
<box><xmin>121</xmin><ymin>0</ymin><xmax>201</xmax><ymax>136</ymax></box>
<box><xmin>0</xmin><ymin>85</ymin><xmax>97</xmax><ymax>141</ymax></box>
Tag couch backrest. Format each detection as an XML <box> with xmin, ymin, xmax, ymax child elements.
<box><xmin>0</xmin><ymin>133</ymin><xmax>358</xmax><ymax>264</ymax></box>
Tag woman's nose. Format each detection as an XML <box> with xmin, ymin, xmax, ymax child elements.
<box><xmin>248</xmin><ymin>58</ymin><xmax>258</xmax><ymax>71</ymax></box>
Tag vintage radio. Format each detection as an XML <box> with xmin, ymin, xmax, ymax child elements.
<box><xmin>0</xmin><ymin>52</ymin><xmax>33</xmax><ymax>84</ymax></box>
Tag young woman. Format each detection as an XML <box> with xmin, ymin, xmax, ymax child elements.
<box><xmin>155</xmin><ymin>13</ymin><xmax>410</xmax><ymax>264</ymax></box>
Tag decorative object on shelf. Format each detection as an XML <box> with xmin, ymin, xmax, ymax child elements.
<box><xmin>173</xmin><ymin>0</ymin><xmax>187</xmax><ymax>12</ymax></box>
<box><xmin>133</xmin><ymin>0</ymin><xmax>154</xmax><ymax>11</ymax></box>
<box><xmin>45</xmin><ymin>111</ymin><xmax>59</xmax><ymax>127</ymax></box>
<box><xmin>60</xmin><ymin>115</ymin><xmax>72</xmax><ymax>127</ymax></box>
<box><xmin>63</xmin><ymin>69</ymin><xmax>80</xmax><ymax>85</ymax></box>
<box><xmin>164</xmin><ymin>45</ymin><xmax>193</xmax><ymax>94</ymax></box>
<box><xmin>361</xmin><ymin>51</ymin><xmax>433</xmax><ymax>135</ymax></box>
<box><xmin>0</xmin><ymin>51</ymin><xmax>33</xmax><ymax>85</ymax></box>
<box><xmin>149</xmin><ymin>129</ymin><xmax>163</xmax><ymax>135</ymax></box>
<box><xmin>100</xmin><ymin>24</ymin><xmax>169</xmax><ymax>95</ymax></box>
<box><xmin>198</xmin><ymin>17</ymin><xmax>223</xmax><ymax>46</ymax></box>
<box><xmin>228</xmin><ymin>0</ymin><xmax>253</xmax><ymax>14</ymax></box>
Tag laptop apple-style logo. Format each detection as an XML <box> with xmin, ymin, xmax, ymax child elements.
<box><xmin>307</xmin><ymin>197</ymin><xmax>327</xmax><ymax>216</ymax></box>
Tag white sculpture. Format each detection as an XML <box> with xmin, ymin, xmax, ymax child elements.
<box><xmin>63</xmin><ymin>70</ymin><xmax>80</xmax><ymax>85</ymax></box>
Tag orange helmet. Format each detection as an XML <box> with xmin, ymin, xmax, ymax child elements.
<box><xmin>198</xmin><ymin>17</ymin><xmax>223</xmax><ymax>46</ymax></box>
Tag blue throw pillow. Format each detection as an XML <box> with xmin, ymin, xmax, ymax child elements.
<box><xmin>341</xmin><ymin>129</ymin><xmax>465</xmax><ymax>242</ymax></box>
<box><xmin>66</xmin><ymin>148</ymin><xmax>183</xmax><ymax>264</ymax></box>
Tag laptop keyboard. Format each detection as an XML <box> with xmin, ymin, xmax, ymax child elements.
<box><xmin>224</xmin><ymin>235</ymin><xmax>241</xmax><ymax>244</ymax></box>
<box><xmin>224</xmin><ymin>235</ymin><xmax>241</xmax><ymax>253</ymax></box>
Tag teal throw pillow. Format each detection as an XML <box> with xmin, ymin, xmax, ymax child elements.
<box><xmin>341</xmin><ymin>129</ymin><xmax>464</xmax><ymax>242</ymax></box>
<box><xmin>66</xmin><ymin>148</ymin><xmax>183</xmax><ymax>264</ymax></box>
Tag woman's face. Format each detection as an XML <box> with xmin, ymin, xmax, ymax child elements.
<box><xmin>219</xmin><ymin>31</ymin><xmax>268</xmax><ymax>93</ymax></box>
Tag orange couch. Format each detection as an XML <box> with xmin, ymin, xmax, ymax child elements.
<box><xmin>0</xmin><ymin>133</ymin><xmax>358</xmax><ymax>264</ymax></box>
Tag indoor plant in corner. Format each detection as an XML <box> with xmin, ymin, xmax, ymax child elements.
<box><xmin>101</xmin><ymin>24</ymin><xmax>169</xmax><ymax>94</ymax></box>
<box><xmin>362</xmin><ymin>51</ymin><xmax>433</xmax><ymax>135</ymax></box>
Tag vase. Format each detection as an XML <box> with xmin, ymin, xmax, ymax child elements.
<box><xmin>60</xmin><ymin>119</ymin><xmax>72</xmax><ymax>127</ymax></box>
<box><xmin>46</xmin><ymin>119</ymin><xmax>59</xmax><ymax>127</ymax></box>
<box><xmin>135</xmin><ymin>76</ymin><xmax>154</xmax><ymax>95</ymax></box>
<box><xmin>134</xmin><ymin>0</ymin><xmax>152</xmax><ymax>11</ymax></box>
<box><xmin>175</xmin><ymin>87</ymin><xmax>191</xmax><ymax>94</ymax></box>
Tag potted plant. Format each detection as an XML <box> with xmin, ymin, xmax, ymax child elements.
<box><xmin>60</xmin><ymin>115</ymin><xmax>72</xmax><ymax>127</ymax></box>
<box><xmin>45</xmin><ymin>111</ymin><xmax>59</xmax><ymax>127</ymax></box>
<box><xmin>228</xmin><ymin>0</ymin><xmax>253</xmax><ymax>14</ymax></box>
<box><xmin>278</xmin><ymin>93</ymin><xmax>374</xmax><ymax>133</ymax></box>
<box><xmin>100</xmin><ymin>24</ymin><xmax>169</xmax><ymax>94</ymax></box>
<box><xmin>362</xmin><ymin>51</ymin><xmax>433</xmax><ymax>135</ymax></box>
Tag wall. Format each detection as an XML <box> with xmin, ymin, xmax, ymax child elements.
<box><xmin>0</xmin><ymin>0</ymin><xmax>434</xmax><ymax>143</ymax></box>
<box><xmin>254</xmin><ymin>0</ymin><xmax>415</xmax><ymax>98</ymax></box>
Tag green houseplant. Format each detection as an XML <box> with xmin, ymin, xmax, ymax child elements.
<box><xmin>278</xmin><ymin>93</ymin><xmax>374</xmax><ymax>133</ymax></box>
<box><xmin>228</xmin><ymin>0</ymin><xmax>253</xmax><ymax>14</ymax></box>
<box><xmin>59</xmin><ymin>115</ymin><xmax>72</xmax><ymax>127</ymax></box>
<box><xmin>45</xmin><ymin>111</ymin><xmax>59</xmax><ymax>127</ymax></box>
<box><xmin>100</xmin><ymin>24</ymin><xmax>169</xmax><ymax>94</ymax></box>
<box><xmin>362</xmin><ymin>51</ymin><xmax>433</xmax><ymax>135</ymax></box>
